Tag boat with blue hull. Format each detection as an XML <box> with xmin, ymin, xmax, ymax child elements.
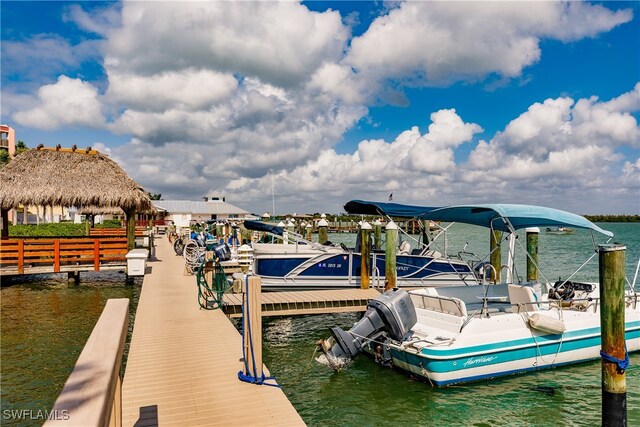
<box><xmin>244</xmin><ymin>214</ymin><xmax>482</xmax><ymax>290</ymax></box>
<box><xmin>318</xmin><ymin>202</ymin><xmax>640</xmax><ymax>386</ymax></box>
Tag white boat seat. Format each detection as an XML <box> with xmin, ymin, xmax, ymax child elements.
<box><xmin>508</xmin><ymin>284</ymin><xmax>540</xmax><ymax>312</ymax></box>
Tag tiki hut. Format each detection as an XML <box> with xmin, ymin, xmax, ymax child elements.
<box><xmin>0</xmin><ymin>146</ymin><xmax>153</xmax><ymax>248</ymax></box>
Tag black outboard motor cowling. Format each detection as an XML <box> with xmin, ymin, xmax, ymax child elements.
<box><xmin>324</xmin><ymin>288</ymin><xmax>417</xmax><ymax>362</ymax></box>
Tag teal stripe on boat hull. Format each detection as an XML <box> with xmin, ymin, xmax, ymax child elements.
<box><xmin>390</xmin><ymin>328</ymin><xmax>640</xmax><ymax>386</ymax></box>
<box><xmin>418</xmin><ymin>321</ymin><xmax>640</xmax><ymax>358</ymax></box>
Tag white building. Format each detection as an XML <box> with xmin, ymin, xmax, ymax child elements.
<box><xmin>153</xmin><ymin>197</ymin><xmax>255</xmax><ymax>228</ymax></box>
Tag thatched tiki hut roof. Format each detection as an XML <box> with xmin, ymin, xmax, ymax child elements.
<box><xmin>0</xmin><ymin>146</ymin><xmax>153</xmax><ymax>247</ymax></box>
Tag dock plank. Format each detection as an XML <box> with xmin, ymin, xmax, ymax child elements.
<box><xmin>122</xmin><ymin>238</ymin><xmax>305</xmax><ymax>427</ymax></box>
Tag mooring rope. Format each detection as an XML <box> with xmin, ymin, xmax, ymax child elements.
<box><xmin>600</xmin><ymin>346</ymin><xmax>630</xmax><ymax>374</ymax></box>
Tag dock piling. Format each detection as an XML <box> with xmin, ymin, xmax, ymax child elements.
<box><xmin>241</xmin><ymin>276</ymin><xmax>264</xmax><ymax>382</ymax></box>
<box><xmin>526</xmin><ymin>227</ymin><xmax>540</xmax><ymax>282</ymax></box>
<box><xmin>373</xmin><ymin>219</ymin><xmax>382</xmax><ymax>250</ymax></box>
<box><xmin>305</xmin><ymin>223</ymin><xmax>312</xmax><ymax>241</ymax></box>
<box><xmin>318</xmin><ymin>215</ymin><xmax>328</xmax><ymax>245</ymax></box>
<box><xmin>490</xmin><ymin>230</ymin><xmax>502</xmax><ymax>283</ymax></box>
<box><xmin>598</xmin><ymin>244</ymin><xmax>627</xmax><ymax>427</ymax></box>
<box><xmin>360</xmin><ymin>221</ymin><xmax>371</xmax><ymax>289</ymax></box>
<box><xmin>385</xmin><ymin>221</ymin><xmax>398</xmax><ymax>290</ymax></box>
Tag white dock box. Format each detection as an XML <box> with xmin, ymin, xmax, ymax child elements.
<box><xmin>126</xmin><ymin>249</ymin><xmax>148</xmax><ymax>276</ymax></box>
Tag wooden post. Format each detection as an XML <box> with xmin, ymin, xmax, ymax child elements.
<box><xmin>85</xmin><ymin>220</ymin><xmax>90</xmax><ymax>236</ymax></box>
<box><xmin>385</xmin><ymin>221</ymin><xmax>398</xmax><ymax>290</ymax></box>
<box><xmin>125</xmin><ymin>210</ymin><xmax>136</xmax><ymax>251</ymax></box>
<box><xmin>94</xmin><ymin>239</ymin><xmax>100</xmax><ymax>271</ymax></box>
<box><xmin>489</xmin><ymin>229</ymin><xmax>502</xmax><ymax>283</ymax></box>
<box><xmin>242</xmin><ymin>276</ymin><xmax>263</xmax><ymax>381</ymax></box>
<box><xmin>305</xmin><ymin>223</ymin><xmax>312</xmax><ymax>241</ymax></box>
<box><xmin>54</xmin><ymin>239</ymin><xmax>60</xmax><ymax>273</ymax></box>
<box><xmin>526</xmin><ymin>227</ymin><xmax>540</xmax><ymax>282</ymax></box>
<box><xmin>373</xmin><ymin>219</ymin><xmax>382</xmax><ymax>250</ymax></box>
<box><xmin>68</xmin><ymin>271</ymin><xmax>80</xmax><ymax>285</ymax></box>
<box><xmin>360</xmin><ymin>221</ymin><xmax>371</xmax><ymax>289</ymax></box>
<box><xmin>598</xmin><ymin>244</ymin><xmax>627</xmax><ymax>426</ymax></box>
<box><xmin>1</xmin><ymin>208</ymin><xmax>8</xmax><ymax>239</ymax></box>
<box><xmin>287</xmin><ymin>221</ymin><xmax>295</xmax><ymax>240</ymax></box>
<box><xmin>279</xmin><ymin>221</ymin><xmax>288</xmax><ymax>245</ymax></box>
<box><xmin>318</xmin><ymin>216</ymin><xmax>328</xmax><ymax>245</ymax></box>
<box><xmin>17</xmin><ymin>239</ymin><xmax>24</xmax><ymax>274</ymax></box>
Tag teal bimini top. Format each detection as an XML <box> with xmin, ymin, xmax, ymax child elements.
<box><xmin>344</xmin><ymin>200</ymin><xmax>613</xmax><ymax>238</ymax></box>
<box><xmin>418</xmin><ymin>204</ymin><xmax>613</xmax><ymax>237</ymax></box>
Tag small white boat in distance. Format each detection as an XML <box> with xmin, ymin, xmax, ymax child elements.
<box><xmin>546</xmin><ymin>226</ymin><xmax>575</xmax><ymax>234</ymax></box>
<box><xmin>319</xmin><ymin>203</ymin><xmax>639</xmax><ymax>386</ymax></box>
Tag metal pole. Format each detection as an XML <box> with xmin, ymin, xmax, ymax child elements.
<box><xmin>526</xmin><ymin>227</ymin><xmax>540</xmax><ymax>282</ymax></box>
<box><xmin>360</xmin><ymin>221</ymin><xmax>371</xmax><ymax>289</ymax></box>
<box><xmin>385</xmin><ymin>221</ymin><xmax>398</xmax><ymax>290</ymax></box>
<box><xmin>599</xmin><ymin>244</ymin><xmax>627</xmax><ymax>427</ymax></box>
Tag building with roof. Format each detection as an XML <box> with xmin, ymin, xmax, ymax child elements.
<box><xmin>153</xmin><ymin>197</ymin><xmax>254</xmax><ymax>228</ymax></box>
<box><xmin>0</xmin><ymin>125</ymin><xmax>16</xmax><ymax>158</ymax></box>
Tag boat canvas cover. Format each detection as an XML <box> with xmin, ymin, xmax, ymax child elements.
<box><xmin>344</xmin><ymin>200</ymin><xmax>438</xmax><ymax>219</ymax></box>
<box><xmin>419</xmin><ymin>204</ymin><xmax>613</xmax><ymax>237</ymax></box>
<box><xmin>243</xmin><ymin>220</ymin><xmax>284</xmax><ymax>236</ymax></box>
<box><xmin>344</xmin><ymin>200</ymin><xmax>612</xmax><ymax>237</ymax></box>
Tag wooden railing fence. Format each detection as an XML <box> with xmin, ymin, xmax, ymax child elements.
<box><xmin>0</xmin><ymin>237</ymin><xmax>128</xmax><ymax>274</ymax></box>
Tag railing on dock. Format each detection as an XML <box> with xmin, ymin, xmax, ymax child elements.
<box><xmin>0</xmin><ymin>237</ymin><xmax>128</xmax><ymax>275</ymax></box>
<box><xmin>89</xmin><ymin>227</ymin><xmax>147</xmax><ymax>237</ymax></box>
<box><xmin>44</xmin><ymin>298</ymin><xmax>129</xmax><ymax>427</ymax></box>
<box><xmin>135</xmin><ymin>219</ymin><xmax>166</xmax><ymax>227</ymax></box>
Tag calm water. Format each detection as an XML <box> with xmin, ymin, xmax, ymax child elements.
<box><xmin>1</xmin><ymin>223</ymin><xmax>638</xmax><ymax>426</ymax></box>
<box><xmin>0</xmin><ymin>272</ymin><xmax>141</xmax><ymax>427</ymax></box>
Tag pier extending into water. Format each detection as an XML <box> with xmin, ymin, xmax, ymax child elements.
<box><xmin>121</xmin><ymin>237</ymin><xmax>306</xmax><ymax>426</ymax></box>
<box><xmin>44</xmin><ymin>233</ymin><xmax>386</xmax><ymax>426</ymax></box>
<box><xmin>223</xmin><ymin>288</ymin><xmax>381</xmax><ymax>317</ymax></box>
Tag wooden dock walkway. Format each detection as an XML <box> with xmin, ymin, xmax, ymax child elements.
<box><xmin>223</xmin><ymin>288</ymin><xmax>381</xmax><ymax>318</ymax></box>
<box><xmin>122</xmin><ymin>237</ymin><xmax>305</xmax><ymax>426</ymax></box>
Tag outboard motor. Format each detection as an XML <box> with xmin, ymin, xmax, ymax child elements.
<box><xmin>319</xmin><ymin>289</ymin><xmax>417</xmax><ymax>369</ymax></box>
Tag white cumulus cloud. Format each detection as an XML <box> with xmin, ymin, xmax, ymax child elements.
<box><xmin>13</xmin><ymin>76</ymin><xmax>105</xmax><ymax>130</ymax></box>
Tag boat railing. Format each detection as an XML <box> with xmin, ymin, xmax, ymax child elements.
<box><xmin>44</xmin><ymin>298</ymin><xmax>129</xmax><ymax>427</ymax></box>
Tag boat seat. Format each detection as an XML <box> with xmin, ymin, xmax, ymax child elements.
<box><xmin>508</xmin><ymin>284</ymin><xmax>540</xmax><ymax>312</ymax></box>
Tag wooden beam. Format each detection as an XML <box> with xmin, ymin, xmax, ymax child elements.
<box><xmin>1</xmin><ymin>209</ymin><xmax>8</xmax><ymax>239</ymax></box>
<box><xmin>54</xmin><ymin>240</ymin><xmax>60</xmax><ymax>273</ymax></box>
<box><xmin>44</xmin><ymin>299</ymin><xmax>129</xmax><ymax>427</ymax></box>
<box><xmin>94</xmin><ymin>239</ymin><xmax>100</xmax><ymax>271</ymax></box>
<box><xmin>125</xmin><ymin>210</ymin><xmax>136</xmax><ymax>251</ymax></box>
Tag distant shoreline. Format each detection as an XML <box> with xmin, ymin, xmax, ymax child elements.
<box><xmin>583</xmin><ymin>215</ymin><xmax>640</xmax><ymax>223</ymax></box>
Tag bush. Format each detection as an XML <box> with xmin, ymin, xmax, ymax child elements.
<box><xmin>94</xmin><ymin>219</ymin><xmax>123</xmax><ymax>228</ymax></box>
<box><xmin>9</xmin><ymin>223</ymin><xmax>87</xmax><ymax>237</ymax></box>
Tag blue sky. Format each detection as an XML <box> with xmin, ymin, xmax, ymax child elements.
<box><xmin>1</xmin><ymin>1</ymin><xmax>639</xmax><ymax>214</ymax></box>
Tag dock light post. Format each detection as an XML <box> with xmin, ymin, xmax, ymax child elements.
<box><xmin>318</xmin><ymin>215</ymin><xmax>328</xmax><ymax>245</ymax></box>
<box><xmin>598</xmin><ymin>244</ymin><xmax>627</xmax><ymax>427</ymax></box>
<box><xmin>373</xmin><ymin>219</ymin><xmax>382</xmax><ymax>250</ymax></box>
<box><xmin>489</xmin><ymin>230</ymin><xmax>502</xmax><ymax>284</ymax></box>
<box><xmin>360</xmin><ymin>221</ymin><xmax>372</xmax><ymax>289</ymax></box>
<box><xmin>526</xmin><ymin>227</ymin><xmax>540</xmax><ymax>282</ymax></box>
<box><xmin>385</xmin><ymin>221</ymin><xmax>398</xmax><ymax>290</ymax></box>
